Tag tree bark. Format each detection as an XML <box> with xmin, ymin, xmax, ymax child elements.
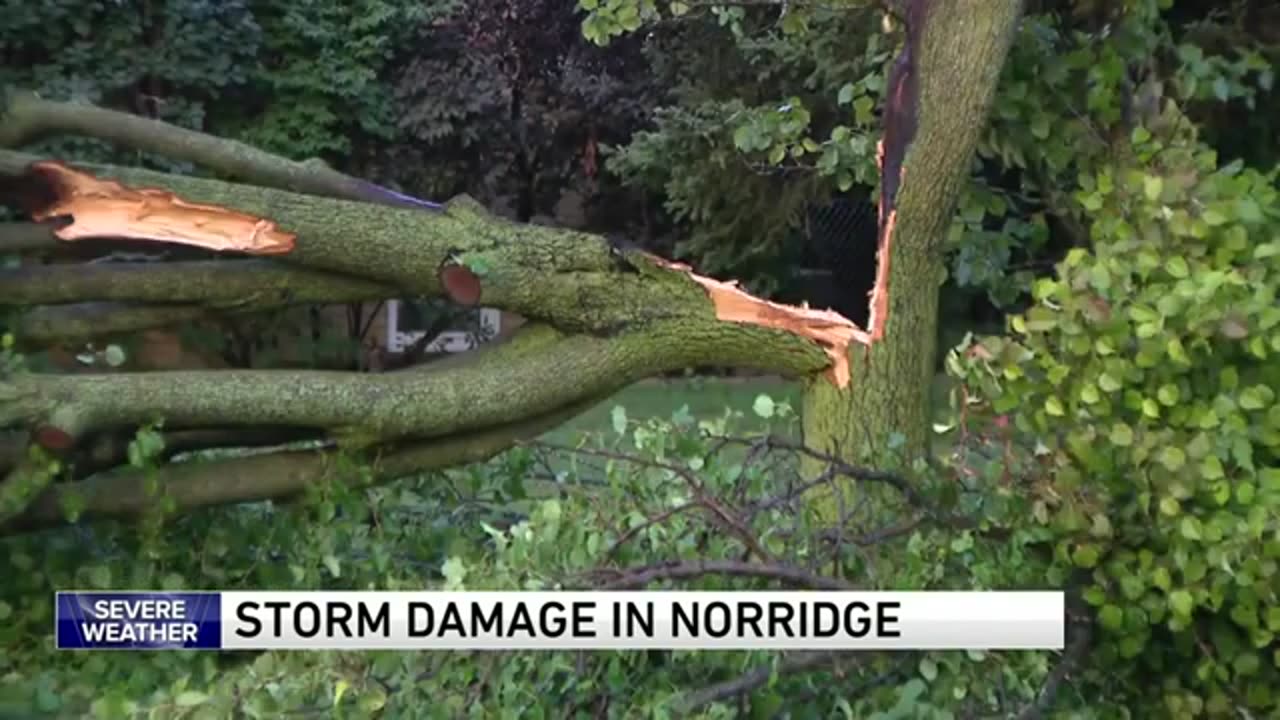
<box><xmin>802</xmin><ymin>0</ymin><xmax>1023</xmax><ymax>477</ymax></box>
<box><xmin>0</xmin><ymin>1</ymin><xmax>1020</xmax><ymax>531</ymax></box>
<box><xmin>0</xmin><ymin>401</ymin><xmax>586</xmax><ymax>535</ymax></box>
<box><xmin>0</xmin><ymin>95</ymin><xmax>863</xmax><ymax>529</ymax></box>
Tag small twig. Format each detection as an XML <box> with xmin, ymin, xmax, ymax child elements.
<box><xmin>678</xmin><ymin>651</ymin><xmax>845</xmax><ymax>714</ymax></box>
<box><xmin>585</xmin><ymin>559</ymin><xmax>857</xmax><ymax>591</ymax></box>
<box><xmin>1014</xmin><ymin>612</ymin><xmax>1092</xmax><ymax>720</ymax></box>
<box><xmin>606</xmin><ymin>501</ymin><xmax>702</xmax><ymax>557</ymax></box>
<box><xmin>535</xmin><ymin>440</ymin><xmax>774</xmax><ymax>562</ymax></box>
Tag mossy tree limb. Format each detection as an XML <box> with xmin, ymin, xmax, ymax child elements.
<box><xmin>0</xmin><ymin>149</ymin><xmax>779</xmax><ymax>339</ymax></box>
<box><xmin>0</xmin><ymin>402</ymin><xmax>585</xmax><ymax>536</ymax></box>
<box><xmin>0</xmin><ymin>89</ymin><xmax>442</xmax><ymax>211</ymax></box>
<box><xmin>1</xmin><ymin>323</ymin><xmax>832</xmax><ymax>452</ymax></box>
<box><xmin>0</xmin><ymin>44</ymin><xmax>991</xmax><ymax>529</ymax></box>
<box><xmin>0</xmin><ymin>259</ymin><xmax>392</xmax><ymax>307</ymax></box>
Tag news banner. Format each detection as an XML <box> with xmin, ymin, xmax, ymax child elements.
<box><xmin>56</xmin><ymin>591</ymin><xmax>1064</xmax><ymax>651</ymax></box>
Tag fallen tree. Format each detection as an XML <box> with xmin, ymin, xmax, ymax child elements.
<box><xmin>0</xmin><ymin>0</ymin><xmax>1023</xmax><ymax>531</ymax></box>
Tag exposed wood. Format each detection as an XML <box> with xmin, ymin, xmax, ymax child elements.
<box><xmin>801</xmin><ymin>0</ymin><xmax>1024</xmax><ymax>474</ymax></box>
<box><xmin>439</xmin><ymin>261</ymin><xmax>483</xmax><ymax>306</ymax></box>
<box><xmin>20</xmin><ymin>161</ymin><xmax>296</xmax><ymax>254</ymax></box>
<box><xmin>649</xmin><ymin>256</ymin><xmax>861</xmax><ymax>388</ymax></box>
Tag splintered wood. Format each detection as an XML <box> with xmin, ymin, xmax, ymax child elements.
<box><xmin>650</xmin><ymin>257</ymin><xmax>877</xmax><ymax>389</ymax></box>
<box><xmin>22</xmin><ymin>161</ymin><xmax>295</xmax><ymax>254</ymax></box>
<box><xmin>867</xmin><ymin>137</ymin><xmax>896</xmax><ymax>347</ymax></box>
<box><xmin>649</xmin><ymin>135</ymin><xmax>905</xmax><ymax>389</ymax></box>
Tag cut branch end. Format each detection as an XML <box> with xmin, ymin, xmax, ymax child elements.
<box><xmin>439</xmin><ymin>262</ymin><xmax>483</xmax><ymax>306</ymax></box>
<box><xmin>33</xmin><ymin>425</ymin><xmax>74</xmax><ymax>451</ymax></box>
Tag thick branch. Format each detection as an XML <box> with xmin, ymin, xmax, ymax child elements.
<box><xmin>15</xmin><ymin>302</ymin><xmax>221</xmax><ymax>344</ymax></box>
<box><xmin>0</xmin><ymin>403</ymin><xmax>581</xmax><ymax>536</ymax></box>
<box><xmin>0</xmin><ymin>90</ymin><xmax>441</xmax><ymax>211</ymax></box>
<box><xmin>0</xmin><ymin>221</ymin><xmax>57</xmax><ymax>253</ymax></box>
<box><xmin>70</xmin><ymin>426</ymin><xmax>323</xmax><ymax>480</ymax></box>
<box><xmin>0</xmin><ymin>324</ymin><xmax>830</xmax><ymax>448</ymax></box>
<box><xmin>0</xmin><ymin>259</ymin><xmax>392</xmax><ymax>307</ymax></box>
<box><xmin>0</xmin><ymin>149</ymin><xmax>858</xmax><ymax>385</ymax></box>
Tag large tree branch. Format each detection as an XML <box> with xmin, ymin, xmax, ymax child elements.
<box><xmin>0</xmin><ymin>426</ymin><xmax>322</xmax><ymax>479</ymax></box>
<box><xmin>14</xmin><ymin>302</ymin><xmax>223</xmax><ymax>345</ymax></box>
<box><xmin>0</xmin><ymin>91</ymin><xmax>879</xmax><ymax>470</ymax></box>
<box><xmin>0</xmin><ymin>89</ymin><xmax>441</xmax><ymax>211</ymax></box>
<box><xmin>0</xmin><ymin>221</ymin><xmax>56</xmax><ymax>253</ymax></box>
<box><xmin>0</xmin><ymin>324</ymin><xmax>830</xmax><ymax>450</ymax></box>
<box><xmin>5</xmin><ymin>260</ymin><xmax>399</xmax><ymax>345</ymax></box>
<box><xmin>0</xmin><ymin>150</ymin><xmax>859</xmax><ymax>381</ymax></box>
<box><xmin>0</xmin><ymin>402</ymin><xmax>584</xmax><ymax>536</ymax></box>
<box><xmin>0</xmin><ymin>152</ymin><xmax>866</xmax><ymax>392</ymax></box>
<box><xmin>0</xmin><ymin>259</ymin><xmax>392</xmax><ymax>307</ymax></box>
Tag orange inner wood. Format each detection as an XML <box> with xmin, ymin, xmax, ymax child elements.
<box><xmin>26</xmin><ymin>161</ymin><xmax>295</xmax><ymax>254</ymax></box>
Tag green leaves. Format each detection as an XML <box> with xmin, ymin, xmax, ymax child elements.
<box><xmin>949</xmin><ymin>46</ymin><xmax>1280</xmax><ymax>709</ymax></box>
<box><xmin>752</xmin><ymin>393</ymin><xmax>775</xmax><ymax>419</ymax></box>
<box><xmin>1168</xmin><ymin>590</ymin><xmax>1195</xmax><ymax>620</ymax></box>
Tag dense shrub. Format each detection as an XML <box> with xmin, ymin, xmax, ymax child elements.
<box><xmin>950</xmin><ymin>103</ymin><xmax>1280</xmax><ymax>714</ymax></box>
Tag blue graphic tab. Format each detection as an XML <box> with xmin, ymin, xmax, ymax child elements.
<box><xmin>56</xmin><ymin>592</ymin><xmax>222</xmax><ymax>650</ymax></box>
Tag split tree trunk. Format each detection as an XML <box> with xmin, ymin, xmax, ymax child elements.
<box><xmin>803</xmin><ymin>1</ymin><xmax>1023</xmax><ymax>475</ymax></box>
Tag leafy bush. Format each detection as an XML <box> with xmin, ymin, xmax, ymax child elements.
<box><xmin>950</xmin><ymin>103</ymin><xmax>1280</xmax><ymax>714</ymax></box>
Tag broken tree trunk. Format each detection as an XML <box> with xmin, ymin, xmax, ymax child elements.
<box><xmin>801</xmin><ymin>0</ymin><xmax>1023</xmax><ymax>481</ymax></box>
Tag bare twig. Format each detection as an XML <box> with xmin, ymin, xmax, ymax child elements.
<box><xmin>586</xmin><ymin>559</ymin><xmax>857</xmax><ymax>590</ymax></box>
<box><xmin>534</xmin><ymin>441</ymin><xmax>776</xmax><ymax>562</ymax></box>
<box><xmin>606</xmin><ymin>501</ymin><xmax>702</xmax><ymax>557</ymax></box>
<box><xmin>678</xmin><ymin>651</ymin><xmax>843</xmax><ymax>713</ymax></box>
<box><xmin>1014</xmin><ymin>611</ymin><xmax>1092</xmax><ymax>720</ymax></box>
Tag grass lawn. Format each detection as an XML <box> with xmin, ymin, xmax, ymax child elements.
<box><xmin>538</xmin><ymin>373</ymin><xmax>954</xmax><ymax>444</ymax></box>
<box><xmin>540</xmin><ymin>376</ymin><xmax>801</xmax><ymax>443</ymax></box>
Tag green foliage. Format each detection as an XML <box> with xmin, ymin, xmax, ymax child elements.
<box><xmin>605</xmin><ymin>8</ymin><xmax>888</xmax><ymax>293</ymax></box>
<box><xmin>949</xmin><ymin>101</ymin><xmax>1280</xmax><ymax>714</ymax></box>
<box><xmin>216</xmin><ymin>0</ymin><xmax>432</xmax><ymax>161</ymax></box>
<box><xmin>1</xmin><ymin>402</ymin><xmax>1070</xmax><ymax>718</ymax></box>
<box><xmin>608</xmin><ymin>100</ymin><xmax>825</xmax><ymax>294</ymax></box>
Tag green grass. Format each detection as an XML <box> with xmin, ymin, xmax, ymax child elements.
<box><xmin>537</xmin><ymin>373</ymin><xmax>955</xmax><ymax>444</ymax></box>
<box><xmin>540</xmin><ymin>376</ymin><xmax>800</xmax><ymax>444</ymax></box>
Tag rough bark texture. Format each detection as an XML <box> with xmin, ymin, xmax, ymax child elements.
<box><xmin>2</xmin><ymin>259</ymin><xmax>390</xmax><ymax>307</ymax></box>
<box><xmin>0</xmin><ymin>3</ymin><xmax>1020</xmax><ymax>532</ymax></box>
<box><xmin>0</xmin><ymin>402</ymin><xmax>583</xmax><ymax>535</ymax></box>
<box><xmin>802</xmin><ymin>0</ymin><xmax>1023</xmax><ymax>469</ymax></box>
<box><xmin>0</xmin><ymin>121</ymin><xmax>851</xmax><ymax>532</ymax></box>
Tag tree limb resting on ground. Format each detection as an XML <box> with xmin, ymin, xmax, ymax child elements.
<box><xmin>0</xmin><ymin>88</ymin><xmax>888</xmax><ymax>525</ymax></box>
<box><xmin>0</xmin><ymin>401</ymin><xmax>585</xmax><ymax>536</ymax></box>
